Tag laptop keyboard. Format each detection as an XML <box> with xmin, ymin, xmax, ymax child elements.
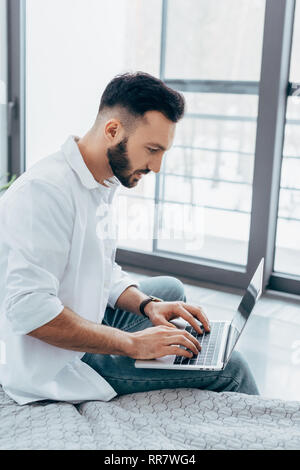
<box><xmin>173</xmin><ymin>321</ymin><xmax>226</xmax><ymax>366</ymax></box>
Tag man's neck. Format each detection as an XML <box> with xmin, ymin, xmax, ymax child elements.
<box><xmin>75</xmin><ymin>134</ymin><xmax>113</xmax><ymax>187</ymax></box>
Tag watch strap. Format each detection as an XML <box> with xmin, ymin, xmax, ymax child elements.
<box><xmin>139</xmin><ymin>296</ymin><xmax>163</xmax><ymax>317</ymax></box>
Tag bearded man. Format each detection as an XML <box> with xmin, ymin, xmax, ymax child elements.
<box><xmin>0</xmin><ymin>72</ymin><xmax>258</xmax><ymax>404</ymax></box>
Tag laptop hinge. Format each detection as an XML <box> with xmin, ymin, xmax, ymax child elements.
<box><xmin>222</xmin><ymin>324</ymin><xmax>232</xmax><ymax>368</ymax></box>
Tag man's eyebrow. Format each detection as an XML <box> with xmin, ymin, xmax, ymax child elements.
<box><xmin>146</xmin><ymin>143</ymin><xmax>167</xmax><ymax>151</ymax></box>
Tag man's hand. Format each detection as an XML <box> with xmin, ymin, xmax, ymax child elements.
<box><xmin>127</xmin><ymin>300</ymin><xmax>211</xmax><ymax>360</ymax></box>
<box><xmin>144</xmin><ymin>300</ymin><xmax>210</xmax><ymax>335</ymax></box>
<box><xmin>129</xmin><ymin>325</ymin><xmax>202</xmax><ymax>360</ymax></box>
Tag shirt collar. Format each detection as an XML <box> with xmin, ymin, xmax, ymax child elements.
<box><xmin>61</xmin><ymin>135</ymin><xmax>121</xmax><ymax>191</ymax></box>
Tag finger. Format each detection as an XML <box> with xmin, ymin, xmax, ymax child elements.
<box><xmin>167</xmin><ymin>322</ymin><xmax>178</xmax><ymax>329</ymax></box>
<box><xmin>167</xmin><ymin>334</ymin><xmax>200</xmax><ymax>356</ymax></box>
<box><xmin>158</xmin><ymin>319</ymin><xmax>177</xmax><ymax>328</ymax></box>
<box><xmin>157</xmin><ymin>322</ymin><xmax>177</xmax><ymax>329</ymax></box>
<box><xmin>182</xmin><ymin>330</ymin><xmax>202</xmax><ymax>351</ymax></box>
<box><xmin>181</xmin><ymin>303</ymin><xmax>210</xmax><ymax>332</ymax></box>
<box><xmin>163</xmin><ymin>326</ymin><xmax>201</xmax><ymax>350</ymax></box>
<box><xmin>158</xmin><ymin>321</ymin><xmax>177</xmax><ymax>329</ymax></box>
<box><xmin>173</xmin><ymin>304</ymin><xmax>204</xmax><ymax>335</ymax></box>
<box><xmin>168</xmin><ymin>345</ymin><xmax>194</xmax><ymax>358</ymax></box>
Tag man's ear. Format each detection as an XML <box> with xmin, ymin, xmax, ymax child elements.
<box><xmin>104</xmin><ymin>119</ymin><xmax>123</xmax><ymax>143</ymax></box>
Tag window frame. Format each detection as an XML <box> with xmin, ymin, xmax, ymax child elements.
<box><xmin>7</xmin><ymin>0</ymin><xmax>26</xmax><ymax>178</ymax></box>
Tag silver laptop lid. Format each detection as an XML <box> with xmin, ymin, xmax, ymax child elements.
<box><xmin>223</xmin><ymin>258</ymin><xmax>264</xmax><ymax>365</ymax></box>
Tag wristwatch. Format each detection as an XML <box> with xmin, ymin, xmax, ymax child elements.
<box><xmin>139</xmin><ymin>295</ymin><xmax>163</xmax><ymax>317</ymax></box>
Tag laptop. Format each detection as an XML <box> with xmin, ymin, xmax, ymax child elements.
<box><xmin>135</xmin><ymin>258</ymin><xmax>264</xmax><ymax>371</ymax></box>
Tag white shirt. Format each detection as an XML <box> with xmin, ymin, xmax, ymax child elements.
<box><xmin>0</xmin><ymin>135</ymin><xmax>139</xmax><ymax>405</ymax></box>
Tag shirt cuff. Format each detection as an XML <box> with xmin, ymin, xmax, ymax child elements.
<box><xmin>6</xmin><ymin>292</ymin><xmax>65</xmax><ymax>335</ymax></box>
<box><xmin>107</xmin><ymin>278</ymin><xmax>140</xmax><ymax>309</ymax></box>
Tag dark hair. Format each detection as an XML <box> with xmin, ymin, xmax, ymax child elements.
<box><xmin>98</xmin><ymin>72</ymin><xmax>185</xmax><ymax>123</ymax></box>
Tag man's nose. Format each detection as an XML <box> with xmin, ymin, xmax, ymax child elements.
<box><xmin>148</xmin><ymin>154</ymin><xmax>164</xmax><ymax>173</ymax></box>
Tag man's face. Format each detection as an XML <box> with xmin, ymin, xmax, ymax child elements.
<box><xmin>107</xmin><ymin>111</ymin><xmax>176</xmax><ymax>188</ymax></box>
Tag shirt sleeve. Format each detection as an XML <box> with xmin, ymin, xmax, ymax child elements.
<box><xmin>1</xmin><ymin>179</ymin><xmax>74</xmax><ymax>335</ymax></box>
<box><xmin>107</xmin><ymin>261</ymin><xmax>140</xmax><ymax>309</ymax></box>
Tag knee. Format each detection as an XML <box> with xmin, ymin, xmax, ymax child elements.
<box><xmin>158</xmin><ymin>276</ymin><xmax>186</xmax><ymax>302</ymax></box>
<box><xmin>138</xmin><ymin>275</ymin><xmax>187</xmax><ymax>303</ymax></box>
<box><xmin>225</xmin><ymin>351</ymin><xmax>247</xmax><ymax>377</ymax></box>
<box><xmin>224</xmin><ymin>351</ymin><xmax>259</xmax><ymax>395</ymax></box>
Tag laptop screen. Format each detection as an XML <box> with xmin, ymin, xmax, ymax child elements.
<box><xmin>223</xmin><ymin>258</ymin><xmax>264</xmax><ymax>365</ymax></box>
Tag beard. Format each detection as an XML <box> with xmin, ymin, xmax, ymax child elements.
<box><xmin>107</xmin><ymin>137</ymin><xmax>149</xmax><ymax>188</ymax></box>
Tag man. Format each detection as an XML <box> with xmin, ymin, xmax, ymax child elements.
<box><xmin>0</xmin><ymin>72</ymin><xmax>258</xmax><ymax>405</ymax></box>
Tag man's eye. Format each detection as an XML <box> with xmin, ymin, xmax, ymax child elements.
<box><xmin>148</xmin><ymin>148</ymin><xmax>158</xmax><ymax>153</ymax></box>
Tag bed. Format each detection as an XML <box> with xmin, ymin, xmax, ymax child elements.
<box><xmin>1</xmin><ymin>385</ymin><xmax>300</xmax><ymax>450</ymax></box>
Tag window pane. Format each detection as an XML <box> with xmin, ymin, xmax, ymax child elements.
<box><xmin>274</xmin><ymin>2</ymin><xmax>300</xmax><ymax>277</ymax></box>
<box><xmin>156</xmin><ymin>92</ymin><xmax>259</xmax><ymax>266</ymax></box>
<box><xmin>274</xmin><ymin>99</ymin><xmax>300</xmax><ymax>276</ymax></box>
<box><xmin>116</xmin><ymin>196</ymin><xmax>155</xmax><ymax>253</ymax></box>
<box><xmin>158</xmin><ymin>204</ymin><xmax>250</xmax><ymax>265</ymax></box>
<box><xmin>0</xmin><ymin>0</ymin><xmax>8</xmax><ymax>187</ymax></box>
<box><xmin>164</xmin><ymin>0</ymin><xmax>265</xmax><ymax>81</ymax></box>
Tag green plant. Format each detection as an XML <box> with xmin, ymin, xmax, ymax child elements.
<box><xmin>0</xmin><ymin>173</ymin><xmax>17</xmax><ymax>192</ymax></box>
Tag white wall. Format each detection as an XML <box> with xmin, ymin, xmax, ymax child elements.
<box><xmin>25</xmin><ymin>0</ymin><xmax>162</xmax><ymax>167</ymax></box>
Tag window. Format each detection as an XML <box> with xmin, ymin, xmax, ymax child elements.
<box><xmin>118</xmin><ymin>1</ymin><xmax>265</xmax><ymax>268</ymax></box>
<box><xmin>164</xmin><ymin>0</ymin><xmax>264</xmax><ymax>81</ymax></box>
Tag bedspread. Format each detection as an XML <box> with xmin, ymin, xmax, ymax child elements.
<box><xmin>1</xmin><ymin>386</ymin><xmax>300</xmax><ymax>450</ymax></box>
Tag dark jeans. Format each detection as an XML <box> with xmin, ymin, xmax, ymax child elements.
<box><xmin>82</xmin><ymin>276</ymin><xmax>259</xmax><ymax>396</ymax></box>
